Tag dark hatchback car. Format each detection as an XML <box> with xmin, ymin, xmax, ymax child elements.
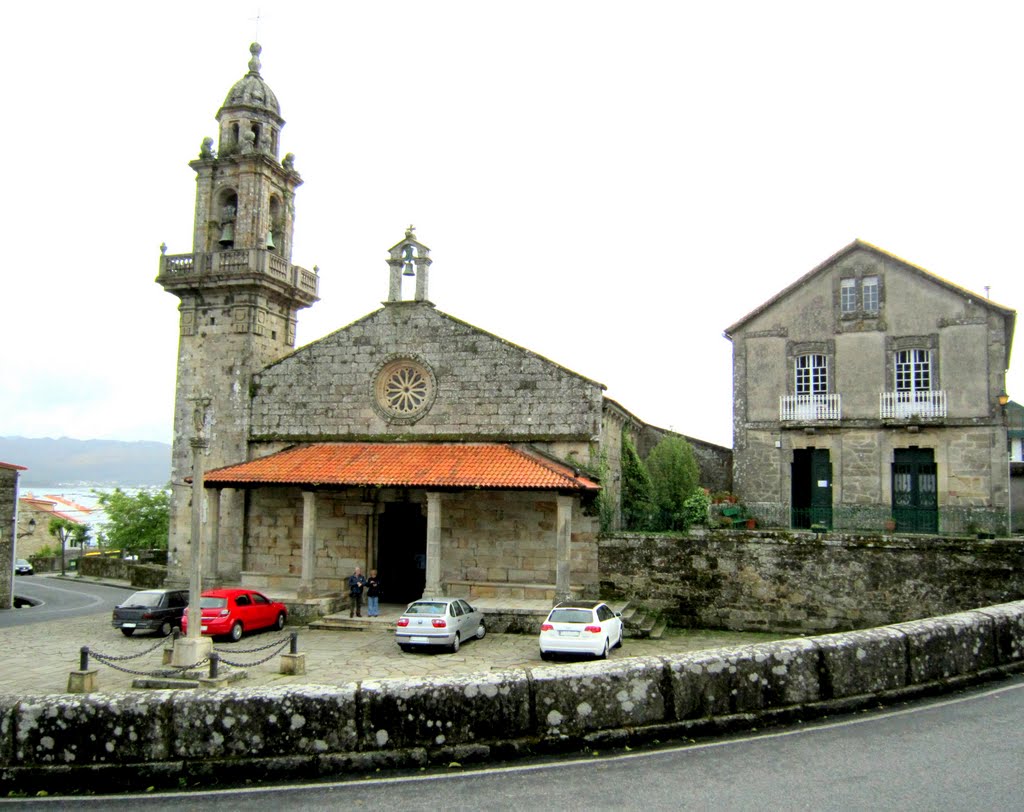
<box><xmin>112</xmin><ymin>589</ymin><xmax>189</xmax><ymax>637</ymax></box>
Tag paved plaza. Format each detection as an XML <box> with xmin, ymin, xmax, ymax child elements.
<box><xmin>0</xmin><ymin>580</ymin><xmax>779</xmax><ymax>697</ymax></box>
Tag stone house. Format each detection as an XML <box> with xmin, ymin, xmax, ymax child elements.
<box><xmin>157</xmin><ymin>44</ymin><xmax>729</xmax><ymax>606</ymax></box>
<box><xmin>14</xmin><ymin>495</ymin><xmax>92</xmax><ymax>559</ymax></box>
<box><xmin>725</xmin><ymin>240</ymin><xmax>1016</xmax><ymax>534</ymax></box>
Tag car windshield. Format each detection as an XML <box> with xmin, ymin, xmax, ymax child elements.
<box><xmin>16</xmin><ymin>559</ymin><xmax>30</xmax><ymax>566</ymax></box>
<box><xmin>548</xmin><ymin>608</ymin><xmax>594</xmax><ymax>624</ymax></box>
<box><xmin>123</xmin><ymin>591</ymin><xmax>164</xmax><ymax>608</ymax></box>
<box><xmin>200</xmin><ymin>597</ymin><xmax>228</xmax><ymax>609</ymax></box>
<box><xmin>405</xmin><ymin>602</ymin><xmax>445</xmax><ymax>616</ymax></box>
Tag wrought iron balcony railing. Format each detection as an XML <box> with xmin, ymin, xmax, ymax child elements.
<box><xmin>780</xmin><ymin>394</ymin><xmax>842</xmax><ymax>422</ymax></box>
<box><xmin>879</xmin><ymin>390</ymin><xmax>947</xmax><ymax>419</ymax></box>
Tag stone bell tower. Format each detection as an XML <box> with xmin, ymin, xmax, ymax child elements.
<box><xmin>157</xmin><ymin>43</ymin><xmax>319</xmax><ymax>583</ymax></box>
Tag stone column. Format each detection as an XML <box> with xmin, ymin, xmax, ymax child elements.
<box><xmin>555</xmin><ymin>494</ymin><xmax>573</xmax><ymax>602</ymax></box>
<box><xmin>205</xmin><ymin>487</ymin><xmax>221</xmax><ymax>586</ymax></box>
<box><xmin>298</xmin><ymin>490</ymin><xmax>318</xmax><ymax>599</ymax></box>
<box><xmin>424</xmin><ymin>492</ymin><xmax>442</xmax><ymax>597</ymax></box>
<box><xmin>173</xmin><ymin>438</ymin><xmax>214</xmax><ymax>667</ymax></box>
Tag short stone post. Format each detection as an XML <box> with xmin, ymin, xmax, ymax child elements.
<box><xmin>280</xmin><ymin>630</ymin><xmax>305</xmax><ymax>675</ymax></box>
<box><xmin>198</xmin><ymin>651</ymin><xmax>231</xmax><ymax>689</ymax></box>
<box><xmin>162</xmin><ymin>628</ymin><xmax>179</xmax><ymax>665</ymax></box>
<box><xmin>67</xmin><ymin>646</ymin><xmax>98</xmax><ymax>693</ymax></box>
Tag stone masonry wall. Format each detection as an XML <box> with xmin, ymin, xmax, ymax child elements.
<box><xmin>599</xmin><ymin>530</ymin><xmax>1024</xmax><ymax>632</ymax></box>
<box><xmin>250</xmin><ymin>302</ymin><xmax>605</xmax><ymax>442</ymax></box>
<box><xmin>4</xmin><ymin>602</ymin><xmax>1023</xmax><ymax>792</ymax></box>
<box><xmin>241</xmin><ymin>488</ymin><xmax>601</xmax><ymax>595</ymax></box>
<box><xmin>442</xmin><ymin>490</ymin><xmax>599</xmax><ymax>592</ymax></box>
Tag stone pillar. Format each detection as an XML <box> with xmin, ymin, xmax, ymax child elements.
<box><xmin>205</xmin><ymin>487</ymin><xmax>221</xmax><ymax>586</ymax></box>
<box><xmin>555</xmin><ymin>494</ymin><xmax>573</xmax><ymax>602</ymax></box>
<box><xmin>424</xmin><ymin>492</ymin><xmax>442</xmax><ymax>597</ymax></box>
<box><xmin>173</xmin><ymin>438</ymin><xmax>213</xmax><ymax>667</ymax></box>
<box><xmin>298</xmin><ymin>490</ymin><xmax>317</xmax><ymax>598</ymax></box>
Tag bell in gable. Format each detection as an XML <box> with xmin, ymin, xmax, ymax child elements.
<box><xmin>266</xmin><ymin>229</ymin><xmax>276</xmax><ymax>250</ymax></box>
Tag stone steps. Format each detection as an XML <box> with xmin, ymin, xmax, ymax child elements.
<box><xmin>619</xmin><ymin>603</ymin><xmax>666</xmax><ymax>640</ymax></box>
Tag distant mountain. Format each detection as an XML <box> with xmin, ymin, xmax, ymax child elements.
<box><xmin>0</xmin><ymin>437</ymin><xmax>171</xmax><ymax>487</ymax></box>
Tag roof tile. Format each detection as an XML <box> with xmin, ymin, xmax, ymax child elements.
<box><xmin>203</xmin><ymin>443</ymin><xmax>600</xmax><ymax>492</ymax></box>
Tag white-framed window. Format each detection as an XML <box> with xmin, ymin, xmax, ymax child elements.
<box><xmin>840</xmin><ymin>275</ymin><xmax>881</xmax><ymax>316</ymax></box>
<box><xmin>840</xmin><ymin>279</ymin><xmax>857</xmax><ymax>313</ymax></box>
<box><xmin>895</xmin><ymin>349</ymin><xmax>931</xmax><ymax>393</ymax></box>
<box><xmin>796</xmin><ymin>354</ymin><xmax>828</xmax><ymax>395</ymax></box>
<box><xmin>862</xmin><ymin>276</ymin><xmax>879</xmax><ymax>313</ymax></box>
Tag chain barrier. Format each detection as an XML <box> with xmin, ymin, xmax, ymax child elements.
<box><xmin>86</xmin><ymin>635</ymin><xmax>168</xmax><ymax>662</ymax></box>
<box><xmin>216</xmin><ymin>636</ymin><xmax>293</xmax><ymax>669</ymax></box>
<box><xmin>213</xmin><ymin>632</ymin><xmax>292</xmax><ymax>655</ymax></box>
<box><xmin>78</xmin><ymin>630</ymin><xmax>299</xmax><ymax>681</ymax></box>
<box><xmin>88</xmin><ymin>651</ymin><xmax>210</xmax><ymax>679</ymax></box>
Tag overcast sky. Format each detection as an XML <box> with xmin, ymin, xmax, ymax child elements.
<box><xmin>2</xmin><ymin>1</ymin><xmax>1022</xmax><ymax>450</ymax></box>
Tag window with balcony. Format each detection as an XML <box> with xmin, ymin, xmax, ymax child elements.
<box><xmin>782</xmin><ymin>354</ymin><xmax>841</xmax><ymax>421</ymax></box>
<box><xmin>881</xmin><ymin>347</ymin><xmax>946</xmax><ymax>418</ymax></box>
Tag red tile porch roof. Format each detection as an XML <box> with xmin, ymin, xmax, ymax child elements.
<box><xmin>202</xmin><ymin>443</ymin><xmax>601</xmax><ymax>492</ymax></box>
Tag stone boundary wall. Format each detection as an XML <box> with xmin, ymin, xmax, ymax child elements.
<box><xmin>2</xmin><ymin>602</ymin><xmax>1023</xmax><ymax>794</ymax></box>
<box><xmin>599</xmin><ymin>530</ymin><xmax>1024</xmax><ymax>632</ymax></box>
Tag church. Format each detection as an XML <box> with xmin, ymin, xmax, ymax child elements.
<box><xmin>156</xmin><ymin>44</ymin><xmax>728</xmax><ymax>610</ymax></box>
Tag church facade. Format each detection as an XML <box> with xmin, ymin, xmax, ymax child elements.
<box><xmin>157</xmin><ymin>44</ymin><xmax>727</xmax><ymax>606</ymax></box>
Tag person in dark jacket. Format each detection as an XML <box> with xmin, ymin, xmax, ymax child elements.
<box><xmin>347</xmin><ymin>567</ymin><xmax>367</xmax><ymax>617</ymax></box>
<box><xmin>366</xmin><ymin>569</ymin><xmax>381</xmax><ymax>617</ymax></box>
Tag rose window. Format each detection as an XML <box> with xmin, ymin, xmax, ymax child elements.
<box><xmin>374</xmin><ymin>358</ymin><xmax>436</xmax><ymax>421</ymax></box>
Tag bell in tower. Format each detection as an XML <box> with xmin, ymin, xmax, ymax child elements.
<box><xmin>387</xmin><ymin>226</ymin><xmax>433</xmax><ymax>303</ymax></box>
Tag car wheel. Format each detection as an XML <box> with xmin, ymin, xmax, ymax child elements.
<box><xmin>399</xmin><ymin>644</ymin><xmax>413</xmax><ymax>653</ymax></box>
<box><xmin>540</xmin><ymin>650</ymin><xmax>553</xmax><ymax>661</ymax></box>
<box><xmin>229</xmin><ymin>621</ymin><xmax>244</xmax><ymax>642</ymax></box>
<box><xmin>597</xmin><ymin>638</ymin><xmax>609</xmax><ymax>660</ymax></box>
<box><xmin>275</xmin><ymin>612</ymin><xmax>286</xmax><ymax>631</ymax></box>
<box><xmin>614</xmin><ymin>627</ymin><xmax>623</xmax><ymax>649</ymax></box>
<box><xmin>158</xmin><ymin>621</ymin><xmax>172</xmax><ymax>637</ymax></box>
<box><xmin>451</xmin><ymin>633</ymin><xmax>461</xmax><ymax>653</ymax></box>
<box><xmin>120</xmin><ymin>628</ymin><xmax>135</xmax><ymax>637</ymax></box>
<box><xmin>475</xmin><ymin>622</ymin><xmax>486</xmax><ymax>640</ymax></box>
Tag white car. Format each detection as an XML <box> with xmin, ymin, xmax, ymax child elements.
<box><xmin>395</xmin><ymin>597</ymin><xmax>486</xmax><ymax>653</ymax></box>
<box><xmin>539</xmin><ymin>600</ymin><xmax>624</xmax><ymax>660</ymax></box>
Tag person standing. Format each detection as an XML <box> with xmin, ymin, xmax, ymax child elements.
<box><xmin>347</xmin><ymin>566</ymin><xmax>367</xmax><ymax>618</ymax></box>
<box><xmin>366</xmin><ymin>569</ymin><xmax>381</xmax><ymax>617</ymax></box>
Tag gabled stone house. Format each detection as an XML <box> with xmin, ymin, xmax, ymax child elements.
<box><xmin>725</xmin><ymin>240</ymin><xmax>1016</xmax><ymax>534</ymax></box>
<box><xmin>156</xmin><ymin>44</ymin><xmax>730</xmax><ymax>606</ymax></box>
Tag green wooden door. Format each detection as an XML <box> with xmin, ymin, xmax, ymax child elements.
<box><xmin>791</xmin><ymin>448</ymin><xmax>833</xmax><ymax>529</ymax></box>
<box><xmin>892</xmin><ymin>448</ymin><xmax>938</xmax><ymax>532</ymax></box>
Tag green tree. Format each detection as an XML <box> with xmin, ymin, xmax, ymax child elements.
<box><xmin>646</xmin><ymin>435</ymin><xmax>700</xmax><ymax>531</ymax></box>
<box><xmin>620</xmin><ymin>431</ymin><xmax>654</xmax><ymax>530</ymax></box>
<box><xmin>48</xmin><ymin>517</ymin><xmax>90</xmax><ymax>576</ymax></box>
<box><xmin>95</xmin><ymin>488</ymin><xmax>171</xmax><ymax>552</ymax></box>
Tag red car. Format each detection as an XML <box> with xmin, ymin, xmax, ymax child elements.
<box><xmin>181</xmin><ymin>588</ymin><xmax>288</xmax><ymax>641</ymax></box>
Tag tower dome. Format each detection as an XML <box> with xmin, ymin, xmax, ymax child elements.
<box><xmin>219</xmin><ymin>42</ymin><xmax>281</xmax><ymax>120</ymax></box>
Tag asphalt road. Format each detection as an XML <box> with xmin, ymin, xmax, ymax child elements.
<box><xmin>2</xmin><ymin>577</ymin><xmax>131</xmax><ymax>628</ymax></box>
<box><xmin>6</xmin><ymin>673</ymin><xmax>1023</xmax><ymax>810</ymax></box>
